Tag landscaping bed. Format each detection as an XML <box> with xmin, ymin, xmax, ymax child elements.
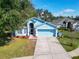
<box><xmin>0</xmin><ymin>38</ymin><xmax>36</xmax><ymax>59</ymax></box>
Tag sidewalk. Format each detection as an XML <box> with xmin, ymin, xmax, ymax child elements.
<box><xmin>68</xmin><ymin>48</ymin><xmax>79</xmax><ymax>57</ymax></box>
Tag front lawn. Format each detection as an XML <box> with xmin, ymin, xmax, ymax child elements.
<box><xmin>72</xmin><ymin>56</ymin><xmax>79</xmax><ymax>59</ymax></box>
<box><xmin>0</xmin><ymin>38</ymin><xmax>36</xmax><ymax>59</ymax></box>
<box><xmin>58</xmin><ymin>30</ymin><xmax>79</xmax><ymax>52</ymax></box>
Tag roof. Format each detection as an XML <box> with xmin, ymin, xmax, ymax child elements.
<box><xmin>74</xmin><ymin>20</ymin><xmax>79</xmax><ymax>24</ymax></box>
<box><xmin>52</xmin><ymin>19</ymin><xmax>64</xmax><ymax>25</ymax></box>
<box><xmin>52</xmin><ymin>18</ymin><xmax>75</xmax><ymax>25</ymax></box>
<box><xmin>30</xmin><ymin>17</ymin><xmax>57</xmax><ymax>28</ymax></box>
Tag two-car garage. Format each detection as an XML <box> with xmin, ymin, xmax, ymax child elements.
<box><xmin>27</xmin><ymin>18</ymin><xmax>58</xmax><ymax>37</ymax></box>
<box><xmin>36</xmin><ymin>29</ymin><xmax>56</xmax><ymax>37</ymax></box>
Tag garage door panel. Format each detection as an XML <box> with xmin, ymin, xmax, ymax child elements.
<box><xmin>37</xmin><ymin>32</ymin><xmax>53</xmax><ymax>36</ymax></box>
<box><xmin>38</xmin><ymin>29</ymin><xmax>54</xmax><ymax>32</ymax></box>
<box><xmin>37</xmin><ymin>29</ymin><xmax>55</xmax><ymax>36</ymax></box>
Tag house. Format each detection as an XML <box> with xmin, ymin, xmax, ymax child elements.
<box><xmin>15</xmin><ymin>17</ymin><xmax>59</xmax><ymax>38</ymax></box>
<box><xmin>52</xmin><ymin>18</ymin><xmax>75</xmax><ymax>29</ymax></box>
<box><xmin>73</xmin><ymin>21</ymin><xmax>79</xmax><ymax>31</ymax></box>
<box><xmin>52</xmin><ymin>18</ymin><xmax>79</xmax><ymax>31</ymax></box>
<box><xmin>52</xmin><ymin>18</ymin><xmax>65</xmax><ymax>28</ymax></box>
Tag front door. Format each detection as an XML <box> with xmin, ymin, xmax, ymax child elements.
<box><xmin>29</xmin><ymin>23</ymin><xmax>35</xmax><ymax>36</ymax></box>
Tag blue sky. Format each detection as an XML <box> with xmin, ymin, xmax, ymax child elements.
<box><xmin>31</xmin><ymin>0</ymin><xmax>79</xmax><ymax>16</ymax></box>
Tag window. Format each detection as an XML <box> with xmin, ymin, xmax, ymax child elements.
<box><xmin>18</xmin><ymin>29</ymin><xmax>22</xmax><ymax>34</ymax></box>
<box><xmin>24</xmin><ymin>28</ymin><xmax>27</xmax><ymax>34</ymax></box>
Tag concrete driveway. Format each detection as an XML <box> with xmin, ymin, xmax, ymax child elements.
<box><xmin>34</xmin><ymin>37</ymin><xmax>72</xmax><ymax>59</ymax></box>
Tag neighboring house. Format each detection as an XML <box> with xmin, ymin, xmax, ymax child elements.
<box><xmin>52</xmin><ymin>18</ymin><xmax>75</xmax><ymax>28</ymax></box>
<box><xmin>52</xmin><ymin>18</ymin><xmax>79</xmax><ymax>31</ymax></box>
<box><xmin>73</xmin><ymin>21</ymin><xmax>79</xmax><ymax>31</ymax></box>
<box><xmin>15</xmin><ymin>17</ymin><xmax>59</xmax><ymax>37</ymax></box>
<box><xmin>52</xmin><ymin>18</ymin><xmax>65</xmax><ymax>28</ymax></box>
<box><xmin>75</xmin><ymin>26</ymin><xmax>79</xmax><ymax>31</ymax></box>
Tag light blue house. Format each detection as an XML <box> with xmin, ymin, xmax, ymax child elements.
<box><xmin>15</xmin><ymin>17</ymin><xmax>58</xmax><ymax>37</ymax></box>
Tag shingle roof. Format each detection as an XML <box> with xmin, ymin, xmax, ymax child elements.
<box><xmin>30</xmin><ymin>17</ymin><xmax>57</xmax><ymax>28</ymax></box>
<box><xmin>52</xmin><ymin>18</ymin><xmax>75</xmax><ymax>25</ymax></box>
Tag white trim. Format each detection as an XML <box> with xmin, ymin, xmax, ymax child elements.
<box><xmin>56</xmin><ymin>29</ymin><xmax>58</xmax><ymax>37</ymax></box>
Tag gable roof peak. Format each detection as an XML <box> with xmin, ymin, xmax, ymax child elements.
<box><xmin>30</xmin><ymin>17</ymin><xmax>57</xmax><ymax>28</ymax></box>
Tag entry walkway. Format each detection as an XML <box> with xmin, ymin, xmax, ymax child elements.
<box><xmin>33</xmin><ymin>37</ymin><xmax>72</xmax><ymax>59</ymax></box>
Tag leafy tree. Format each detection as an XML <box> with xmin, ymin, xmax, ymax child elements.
<box><xmin>36</xmin><ymin>9</ymin><xmax>55</xmax><ymax>22</ymax></box>
<box><xmin>0</xmin><ymin>0</ymin><xmax>36</xmax><ymax>45</ymax></box>
<box><xmin>57</xmin><ymin>16</ymin><xmax>65</xmax><ymax>19</ymax></box>
<box><xmin>36</xmin><ymin>9</ymin><xmax>43</xmax><ymax>17</ymax></box>
<box><xmin>75</xmin><ymin>16</ymin><xmax>79</xmax><ymax>20</ymax></box>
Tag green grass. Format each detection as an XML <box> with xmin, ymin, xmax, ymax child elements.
<box><xmin>72</xmin><ymin>56</ymin><xmax>79</xmax><ymax>59</ymax></box>
<box><xmin>58</xmin><ymin>30</ymin><xmax>79</xmax><ymax>52</ymax></box>
<box><xmin>0</xmin><ymin>38</ymin><xmax>36</xmax><ymax>59</ymax></box>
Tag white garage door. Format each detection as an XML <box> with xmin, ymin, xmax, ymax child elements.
<box><xmin>37</xmin><ymin>29</ymin><xmax>56</xmax><ymax>37</ymax></box>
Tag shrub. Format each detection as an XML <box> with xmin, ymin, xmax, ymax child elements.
<box><xmin>0</xmin><ymin>37</ymin><xmax>11</xmax><ymax>46</ymax></box>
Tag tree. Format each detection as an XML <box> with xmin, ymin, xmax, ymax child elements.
<box><xmin>57</xmin><ymin>16</ymin><xmax>65</xmax><ymax>19</ymax></box>
<box><xmin>36</xmin><ymin>9</ymin><xmax>43</xmax><ymax>17</ymax></box>
<box><xmin>0</xmin><ymin>0</ymin><xmax>36</xmax><ymax>45</ymax></box>
<box><xmin>36</xmin><ymin>9</ymin><xmax>55</xmax><ymax>22</ymax></box>
<box><xmin>75</xmin><ymin>16</ymin><xmax>79</xmax><ymax>20</ymax></box>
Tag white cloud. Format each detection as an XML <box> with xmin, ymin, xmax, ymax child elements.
<box><xmin>54</xmin><ymin>9</ymin><xmax>76</xmax><ymax>16</ymax></box>
<box><xmin>63</xmin><ymin>9</ymin><xmax>75</xmax><ymax>13</ymax></box>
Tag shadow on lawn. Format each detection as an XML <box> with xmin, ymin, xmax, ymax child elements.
<box><xmin>64</xmin><ymin>35</ymin><xmax>79</xmax><ymax>40</ymax></box>
<box><xmin>0</xmin><ymin>32</ymin><xmax>12</xmax><ymax>46</ymax></box>
<box><xmin>0</xmin><ymin>37</ymin><xmax>11</xmax><ymax>46</ymax></box>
